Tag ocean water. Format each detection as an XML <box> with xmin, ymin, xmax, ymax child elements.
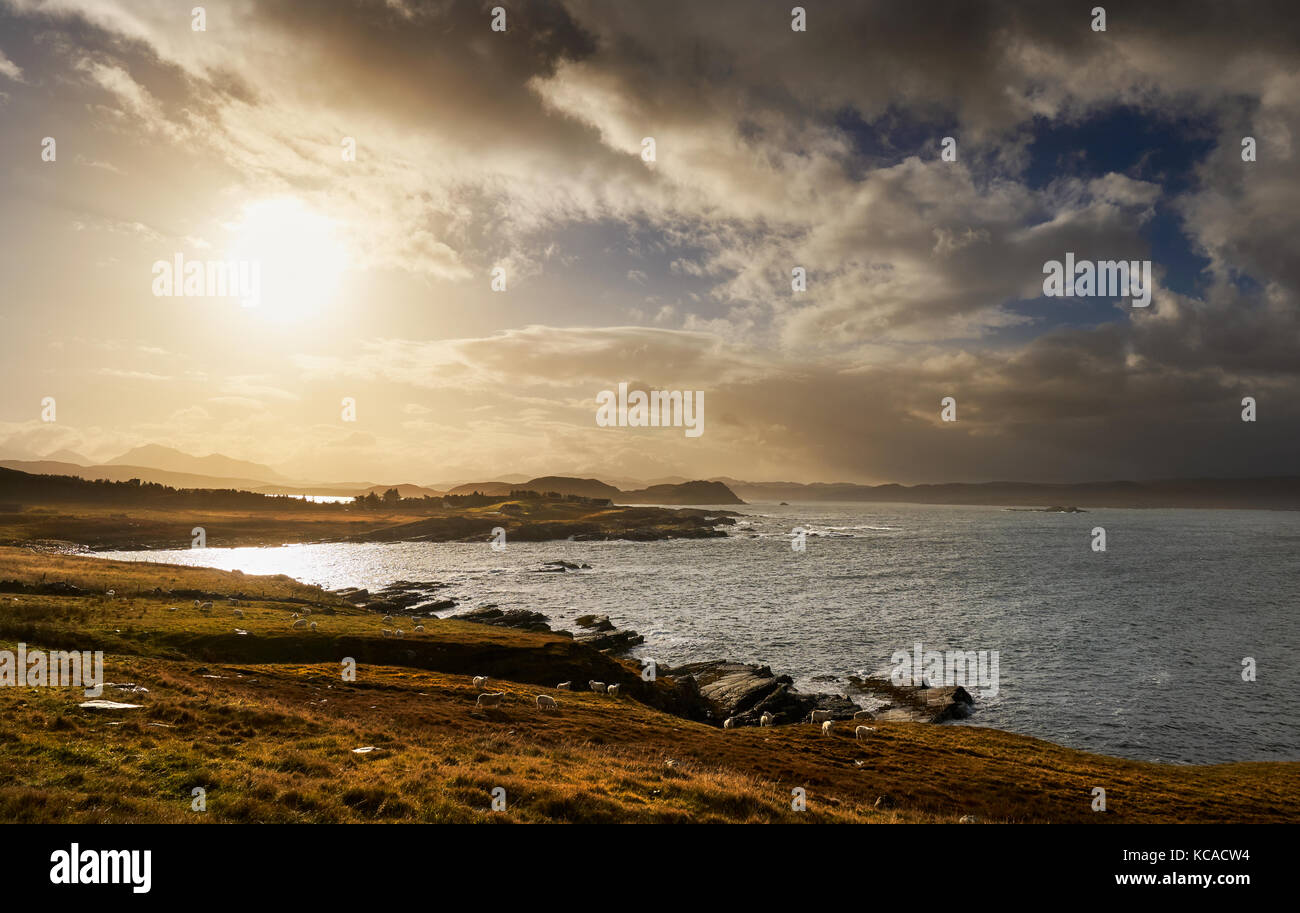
<box><xmin>96</xmin><ymin>502</ymin><xmax>1300</xmax><ymax>765</ymax></box>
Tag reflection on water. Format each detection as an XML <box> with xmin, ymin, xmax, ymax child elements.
<box><xmin>96</xmin><ymin>502</ymin><xmax>1300</xmax><ymax>764</ymax></box>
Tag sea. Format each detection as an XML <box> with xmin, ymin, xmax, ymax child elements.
<box><xmin>95</xmin><ymin>502</ymin><xmax>1300</xmax><ymax>765</ymax></box>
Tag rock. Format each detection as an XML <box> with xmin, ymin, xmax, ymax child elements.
<box><xmin>847</xmin><ymin>676</ymin><xmax>977</xmax><ymax>723</ymax></box>
<box><xmin>575</xmin><ymin>614</ymin><xmax>615</xmax><ymax>631</ymax></box>
<box><xmin>453</xmin><ymin>605</ymin><xmax>552</xmax><ymax>633</ymax></box>
<box><xmin>662</xmin><ymin>661</ymin><xmax>863</xmax><ymax>726</ymax></box>
<box><xmin>535</xmin><ymin>560</ymin><xmax>591</xmax><ymax>572</ymax></box>
<box><xmin>79</xmin><ymin>700</ymin><xmax>142</xmax><ymax>711</ymax></box>
<box><xmin>573</xmin><ymin>628</ymin><xmax>644</xmax><ymax>653</ymax></box>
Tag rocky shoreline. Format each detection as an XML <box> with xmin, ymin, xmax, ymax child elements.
<box><xmin>331</xmin><ymin>570</ymin><xmax>978</xmax><ymax>728</ymax></box>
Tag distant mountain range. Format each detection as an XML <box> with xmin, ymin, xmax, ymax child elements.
<box><xmin>0</xmin><ymin>448</ymin><xmax>742</xmax><ymax>505</ymax></box>
<box><xmin>709</xmin><ymin>477</ymin><xmax>1300</xmax><ymax>510</ymax></box>
<box><xmin>3</xmin><ymin>445</ymin><xmax>1298</xmax><ymax>509</ymax></box>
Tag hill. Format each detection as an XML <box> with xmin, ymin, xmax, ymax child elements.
<box><xmin>619</xmin><ymin>480</ymin><xmax>745</xmax><ymax>505</ymax></box>
<box><xmin>105</xmin><ymin>444</ymin><xmax>289</xmax><ymax>482</ymax></box>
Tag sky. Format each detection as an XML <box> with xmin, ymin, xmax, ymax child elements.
<box><xmin>0</xmin><ymin>0</ymin><xmax>1297</xmax><ymax>485</ymax></box>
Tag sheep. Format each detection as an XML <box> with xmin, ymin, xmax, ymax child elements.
<box><xmin>853</xmin><ymin>710</ymin><xmax>874</xmax><ymax>720</ymax></box>
<box><xmin>292</xmin><ymin>618</ymin><xmax>308</xmax><ymax>629</ymax></box>
<box><xmin>810</xmin><ymin>709</ymin><xmax>833</xmax><ymax>724</ymax></box>
<box><xmin>855</xmin><ymin>725</ymin><xmax>876</xmax><ymax>740</ymax></box>
<box><xmin>200</xmin><ymin>601</ymin><xmax>213</xmax><ymax>610</ymax></box>
<box><xmin>536</xmin><ymin>694</ymin><xmax>558</xmax><ymax>710</ymax></box>
<box><xmin>193</xmin><ymin>600</ymin><xmax>201</xmax><ymax>608</ymax></box>
<box><xmin>723</xmin><ymin>717</ymin><xmax>738</xmax><ymax>729</ymax></box>
<box><xmin>556</xmin><ymin>681</ymin><xmax>571</xmax><ymax>690</ymax></box>
<box><xmin>473</xmin><ymin>676</ymin><xmax>488</xmax><ymax>690</ymax></box>
<box><xmin>394</xmin><ymin>629</ymin><xmax>405</xmax><ymax>638</ymax></box>
<box><xmin>232</xmin><ymin>608</ymin><xmax>244</xmax><ymax>618</ymax></box>
<box><xmin>309</xmin><ymin>621</ymin><xmax>318</xmax><ymax>631</ymax></box>
<box><xmin>588</xmin><ymin>680</ymin><xmax>607</xmax><ymax>693</ymax></box>
<box><xmin>106</xmin><ymin>589</ymin><xmax>115</xmax><ymax>598</ymax></box>
<box><xmin>382</xmin><ymin>615</ymin><xmax>394</xmax><ymax>624</ymax></box>
<box><xmin>606</xmin><ymin>683</ymin><xmax>621</xmax><ymax>697</ymax></box>
<box><xmin>475</xmin><ymin>692</ymin><xmax>505</xmax><ymax>708</ymax></box>
<box><xmin>760</xmin><ymin>712</ymin><xmax>774</xmax><ymax>726</ymax></box>
<box><xmin>822</xmin><ymin>720</ymin><xmax>835</xmax><ymax>736</ymax></box>
<box><xmin>414</xmin><ymin>625</ymin><xmax>424</xmax><ymax>632</ymax></box>
<box><xmin>381</xmin><ymin>629</ymin><xmax>394</xmax><ymax>638</ymax></box>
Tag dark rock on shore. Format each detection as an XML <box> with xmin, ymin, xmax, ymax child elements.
<box><xmin>536</xmin><ymin>560</ymin><xmax>591</xmax><ymax>572</ymax></box>
<box><xmin>452</xmin><ymin>605</ymin><xmax>647</xmax><ymax>655</ymax></box>
<box><xmin>848</xmin><ymin>675</ymin><xmax>976</xmax><ymax>722</ymax></box>
<box><xmin>453</xmin><ymin>605</ymin><xmax>553</xmax><ymax>633</ymax></box>
<box><xmin>663</xmin><ymin>660</ymin><xmax>860</xmax><ymax>726</ymax></box>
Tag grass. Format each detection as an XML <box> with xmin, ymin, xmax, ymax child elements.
<box><xmin>0</xmin><ymin>496</ymin><xmax>730</xmax><ymax>550</ymax></box>
<box><xmin>0</xmin><ymin>547</ymin><xmax>1296</xmax><ymax>823</ymax></box>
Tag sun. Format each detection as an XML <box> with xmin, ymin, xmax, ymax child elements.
<box><xmin>225</xmin><ymin>198</ymin><xmax>349</xmax><ymax>322</ymax></box>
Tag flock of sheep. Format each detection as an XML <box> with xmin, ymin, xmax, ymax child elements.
<box><xmin>473</xmin><ymin>677</ymin><xmax>623</xmax><ymax>712</ymax></box>
<box><xmin>724</xmin><ymin>707</ymin><xmax>878</xmax><ymax>739</ymax></box>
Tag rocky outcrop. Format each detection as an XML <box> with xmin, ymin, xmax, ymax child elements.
<box><xmin>664</xmin><ymin>661</ymin><xmax>860</xmax><ymax>726</ymax></box>
<box><xmin>848</xmin><ymin>675</ymin><xmax>976</xmax><ymax>722</ymax></box>
<box><xmin>534</xmin><ymin>560</ymin><xmax>591</xmax><ymax>572</ymax></box>
<box><xmin>452</xmin><ymin>605</ymin><xmax>553</xmax><ymax>633</ymax></box>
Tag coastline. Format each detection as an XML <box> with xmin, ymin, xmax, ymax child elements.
<box><xmin>1</xmin><ymin>544</ymin><xmax>1297</xmax><ymax>823</ymax></box>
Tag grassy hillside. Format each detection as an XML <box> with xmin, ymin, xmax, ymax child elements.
<box><xmin>0</xmin><ymin>547</ymin><xmax>1295</xmax><ymax>823</ymax></box>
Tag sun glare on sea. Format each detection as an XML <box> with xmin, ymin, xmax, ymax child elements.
<box><xmin>225</xmin><ymin>198</ymin><xmax>349</xmax><ymax>323</ymax></box>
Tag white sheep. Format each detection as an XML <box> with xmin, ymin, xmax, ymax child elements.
<box><xmin>382</xmin><ymin>615</ymin><xmax>394</xmax><ymax>624</ymax></box>
<box><xmin>394</xmin><ymin>629</ymin><xmax>405</xmax><ymax>638</ymax></box>
<box><xmin>381</xmin><ymin>629</ymin><xmax>394</xmax><ymax>638</ymax></box>
<box><xmin>193</xmin><ymin>600</ymin><xmax>201</xmax><ymax>608</ymax></box>
<box><xmin>588</xmin><ymin>680</ymin><xmax>606</xmax><ymax>693</ymax></box>
<box><xmin>292</xmin><ymin>618</ymin><xmax>308</xmax><ymax>629</ymax></box>
<box><xmin>414</xmin><ymin>625</ymin><xmax>424</xmax><ymax>632</ymax></box>
<box><xmin>536</xmin><ymin>694</ymin><xmax>558</xmax><ymax>710</ymax></box>
<box><xmin>822</xmin><ymin>720</ymin><xmax>835</xmax><ymax>736</ymax></box>
<box><xmin>473</xmin><ymin>676</ymin><xmax>488</xmax><ymax>690</ymax></box>
<box><xmin>855</xmin><ymin>725</ymin><xmax>875</xmax><ymax>740</ymax></box>
<box><xmin>302</xmin><ymin>607</ymin><xmax>311</xmax><ymax>615</ymax></box>
<box><xmin>200</xmin><ymin>601</ymin><xmax>213</xmax><ymax>610</ymax></box>
<box><xmin>476</xmin><ymin>692</ymin><xmax>505</xmax><ymax>708</ymax></box>
<box><xmin>760</xmin><ymin>712</ymin><xmax>774</xmax><ymax>726</ymax></box>
<box><xmin>556</xmin><ymin>681</ymin><xmax>571</xmax><ymax>690</ymax></box>
<box><xmin>232</xmin><ymin>608</ymin><xmax>244</xmax><ymax>618</ymax></box>
<box><xmin>106</xmin><ymin>589</ymin><xmax>115</xmax><ymax>597</ymax></box>
<box><xmin>810</xmin><ymin>709</ymin><xmax>833</xmax><ymax>724</ymax></box>
<box><xmin>853</xmin><ymin>710</ymin><xmax>874</xmax><ymax>720</ymax></box>
<box><xmin>606</xmin><ymin>683</ymin><xmax>621</xmax><ymax>697</ymax></box>
<box><xmin>723</xmin><ymin>717</ymin><xmax>738</xmax><ymax>729</ymax></box>
<box><xmin>309</xmin><ymin>621</ymin><xmax>318</xmax><ymax>631</ymax></box>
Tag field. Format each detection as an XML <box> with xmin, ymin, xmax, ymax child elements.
<box><xmin>2</xmin><ymin>546</ymin><xmax>1296</xmax><ymax>823</ymax></box>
